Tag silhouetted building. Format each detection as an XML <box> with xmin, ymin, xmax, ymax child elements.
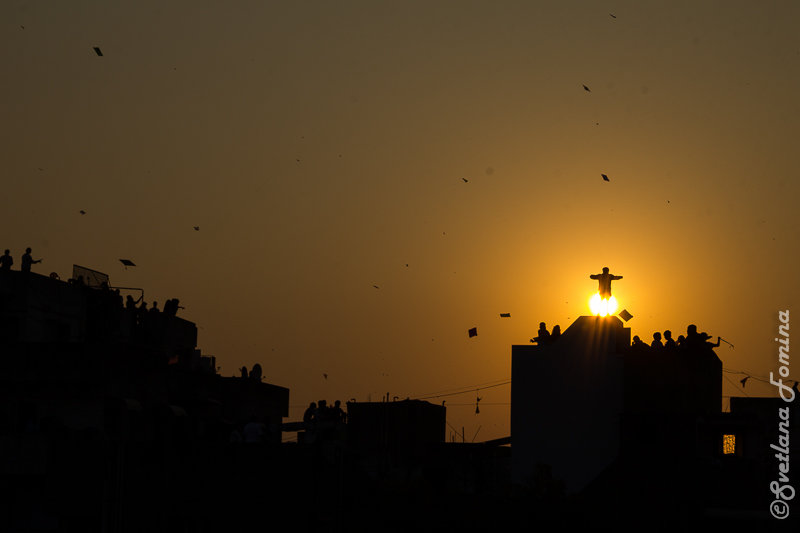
<box><xmin>512</xmin><ymin>315</ymin><xmax>628</xmax><ymax>492</ymax></box>
<box><xmin>346</xmin><ymin>399</ymin><xmax>445</xmax><ymax>473</ymax></box>
<box><xmin>509</xmin><ymin>311</ymin><xmax>799</xmax><ymax>526</ymax></box>
<box><xmin>621</xmin><ymin>330</ymin><xmax>722</xmax><ymax>459</ymax></box>
<box><xmin>0</xmin><ymin>266</ymin><xmax>290</xmax><ymax>532</ymax></box>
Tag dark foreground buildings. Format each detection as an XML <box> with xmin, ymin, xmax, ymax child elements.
<box><xmin>1</xmin><ymin>267</ymin><xmax>797</xmax><ymax>530</ymax></box>
<box><xmin>0</xmin><ymin>267</ymin><xmax>511</xmax><ymax>532</ymax></box>
<box><xmin>0</xmin><ymin>268</ymin><xmax>292</xmax><ymax>531</ymax></box>
<box><xmin>513</xmin><ymin>315</ymin><xmax>799</xmax><ymax>529</ymax></box>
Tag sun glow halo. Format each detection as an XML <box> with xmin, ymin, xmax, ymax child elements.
<box><xmin>589</xmin><ymin>293</ymin><xmax>618</xmax><ymax>316</ymax></box>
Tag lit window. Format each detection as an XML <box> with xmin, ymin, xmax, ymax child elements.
<box><xmin>723</xmin><ymin>434</ymin><xmax>736</xmax><ymax>455</ymax></box>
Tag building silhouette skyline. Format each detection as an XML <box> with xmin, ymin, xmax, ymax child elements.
<box><xmin>0</xmin><ymin>263</ymin><xmax>796</xmax><ymax>530</ymax></box>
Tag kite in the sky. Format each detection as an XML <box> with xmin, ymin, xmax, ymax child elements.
<box><xmin>500</xmin><ymin>313</ymin><xmax>511</xmax><ymax>318</ymax></box>
<box><xmin>618</xmin><ymin>309</ymin><xmax>633</xmax><ymax>322</ymax></box>
<box><xmin>93</xmin><ymin>47</ymin><xmax>103</xmax><ymax>56</ymax></box>
<box><xmin>462</xmin><ymin>178</ymin><xmax>468</xmax><ymax>183</ymax></box>
<box><xmin>119</xmin><ymin>259</ymin><xmax>135</xmax><ymax>270</ymax></box>
<box><xmin>79</xmin><ymin>210</ymin><xmax>86</xmax><ymax>215</ymax></box>
<box><xmin>468</xmin><ymin>327</ymin><xmax>478</xmax><ymax>338</ymax></box>
<box><xmin>602</xmin><ymin>174</ymin><xmax>610</xmax><ymax>182</ymax></box>
<box><xmin>740</xmin><ymin>376</ymin><xmax>749</xmax><ymax>388</ymax></box>
<box><xmin>583</xmin><ymin>84</ymin><xmax>591</xmax><ymax>92</ymax></box>
<box><xmin>193</xmin><ymin>226</ymin><xmax>200</xmax><ymax>231</ymax></box>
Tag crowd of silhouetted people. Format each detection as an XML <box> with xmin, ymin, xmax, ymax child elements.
<box><xmin>297</xmin><ymin>399</ymin><xmax>347</xmax><ymax>443</ymax></box>
<box><xmin>67</xmin><ymin>277</ymin><xmax>184</xmax><ymax>339</ymax></box>
<box><xmin>303</xmin><ymin>400</ymin><xmax>347</xmax><ymax>427</ymax></box>
<box><xmin>65</xmin><ymin>274</ymin><xmax>184</xmax><ymax>334</ymax></box>
<box><xmin>1</xmin><ymin>248</ymin><xmax>187</xmax><ymax>344</ymax></box>
<box><xmin>631</xmin><ymin>324</ymin><xmax>720</xmax><ymax>354</ymax></box>
<box><xmin>529</xmin><ymin>320</ymin><xmax>722</xmax><ymax>355</ymax></box>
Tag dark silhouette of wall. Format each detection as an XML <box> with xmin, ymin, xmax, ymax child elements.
<box><xmin>512</xmin><ymin>315</ymin><xmax>629</xmax><ymax>492</ymax></box>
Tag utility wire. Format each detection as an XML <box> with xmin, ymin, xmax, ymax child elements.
<box><xmin>292</xmin><ymin>367</ymin><xmax>779</xmax><ymax>416</ymax></box>
<box><xmin>410</xmin><ymin>378</ymin><xmax>511</xmax><ymax>399</ymax></box>
<box><xmin>414</xmin><ymin>380</ymin><xmax>510</xmax><ymax>400</ymax></box>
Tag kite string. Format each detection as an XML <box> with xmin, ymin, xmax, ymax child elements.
<box><xmin>722</xmin><ymin>367</ymin><xmax>783</xmax><ymax>386</ymax></box>
<box><xmin>723</xmin><ymin>373</ymin><xmax>749</xmax><ymax>398</ymax></box>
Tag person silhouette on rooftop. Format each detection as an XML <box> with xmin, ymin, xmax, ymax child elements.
<box><xmin>303</xmin><ymin>402</ymin><xmax>317</xmax><ymax>426</ymax></box>
<box><xmin>686</xmin><ymin>324</ymin><xmax>720</xmax><ymax>351</ymax></box>
<box><xmin>631</xmin><ymin>335</ymin><xmax>648</xmax><ymax>352</ymax></box>
<box><xmin>135</xmin><ymin>300</ymin><xmax>147</xmax><ymax>323</ymax></box>
<box><xmin>21</xmin><ymin>247</ymin><xmax>42</xmax><ymax>273</ymax></box>
<box><xmin>698</xmin><ymin>330</ymin><xmax>721</xmax><ymax>349</ymax></box>
<box><xmin>126</xmin><ymin>294</ymin><xmax>143</xmax><ymax>310</ymax></box>
<box><xmin>651</xmin><ymin>332</ymin><xmax>663</xmax><ymax>350</ymax></box>
<box><xmin>685</xmin><ymin>325</ymin><xmax>701</xmax><ymax>349</ymax></box>
<box><xmin>550</xmin><ymin>325</ymin><xmax>562</xmax><ymax>342</ymax></box>
<box><xmin>589</xmin><ymin>267</ymin><xmax>623</xmax><ymax>298</ymax></box>
<box><xmin>664</xmin><ymin>330</ymin><xmax>676</xmax><ymax>350</ymax></box>
<box><xmin>0</xmin><ymin>250</ymin><xmax>12</xmax><ymax>271</ymax></box>
<box><xmin>531</xmin><ymin>322</ymin><xmax>550</xmax><ymax>345</ymax></box>
<box><xmin>332</xmin><ymin>400</ymin><xmax>346</xmax><ymax>423</ymax></box>
<box><xmin>317</xmin><ymin>400</ymin><xmax>329</xmax><ymax>422</ymax></box>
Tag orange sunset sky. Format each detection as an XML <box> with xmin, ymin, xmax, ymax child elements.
<box><xmin>2</xmin><ymin>1</ymin><xmax>799</xmax><ymax>441</ymax></box>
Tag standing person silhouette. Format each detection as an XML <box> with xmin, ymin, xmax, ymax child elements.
<box><xmin>0</xmin><ymin>250</ymin><xmax>12</xmax><ymax>270</ymax></box>
<box><xmin>589</xmin><ymin>267</ymin><xmax>622</xmax><ymax>298</ymax></box>
<box><xmin>21</xmin><ymin>247</ymin><xmax>42</xmax><ymax>273</ymax></box>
